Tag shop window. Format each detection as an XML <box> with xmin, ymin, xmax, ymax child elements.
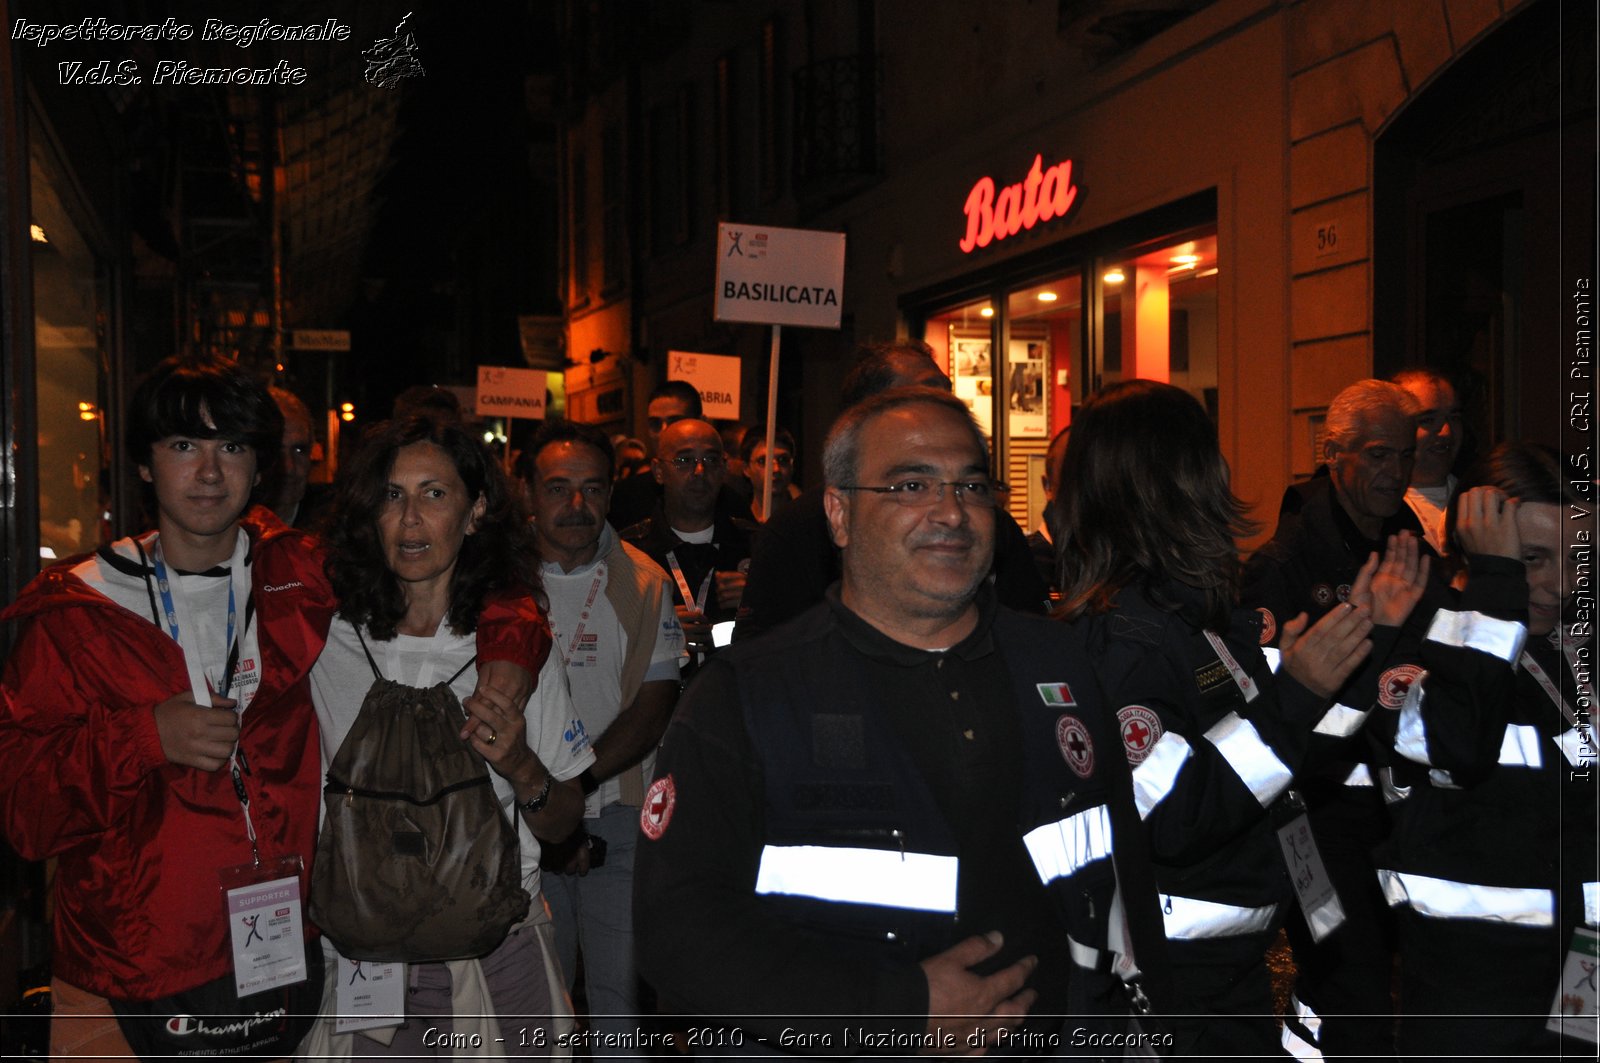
<box><xmin>31</xmin><ymin>151</ymin><xmax>109</xmax><ymax>560</ymax></box>
<box><xmin>1096</xmin><ymin>231</ymin><xmax>1218</xmax><ymax>418</ymax></box>
<box><xmin>924</xmin><ymin>272</ymin><xmax>1081</xmax><ymax>529</ymax></box>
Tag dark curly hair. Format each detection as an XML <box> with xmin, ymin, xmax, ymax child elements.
<box><xmin>327</xmin><ymin>416</ymin><xmax>540</xmax><ymax>639</ymax></box>
<box><xmin>1056</xmin><ymin>380</ymin><xmax>1256</xmax><ymax>630</ymax></box>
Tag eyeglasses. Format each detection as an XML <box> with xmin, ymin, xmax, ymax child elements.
<box><xmin>665</xmin><ymin>453</ymin><xmax>726</xmax><ymax>471</ymax></box>
<box><xmin>839</xmin><ymin>478</ymin><xmax>1001</xmax><ymax>508</ymax></box>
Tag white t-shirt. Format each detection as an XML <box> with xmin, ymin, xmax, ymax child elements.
<box><xmin>74</xmin><ymin>529</ymin><xmax>263</xmax><ymax>711</ymax></box>
<box><xmin>309</xmin><ymin>614</ymin><xmax>595</xmax><ymax>898</ymax></box>
<box><xmin>541</xmin><ymin>526</ymin><xmax>682</xmax><ymax>814</ymax></box>
<box><xmin>1404</xmin><ymin>476</ymin><xmax>1455</xmax><ymax>555</ymax></box>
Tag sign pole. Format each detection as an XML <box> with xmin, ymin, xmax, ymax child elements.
<box><xmin>504</xmin><ymin>417</ymin><xmax>514</xmax><ymax>474</ymax></box>
<box><xmin>762</xmin><ymin>326</ymin><xmax>781</xmax><ymax>521</ymax></box>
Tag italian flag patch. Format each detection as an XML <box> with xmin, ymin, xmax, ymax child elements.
<box><xmin>1037</xmin><ymin>682</ymin><xmax>1076</xmax><ymax>706</ymax></box>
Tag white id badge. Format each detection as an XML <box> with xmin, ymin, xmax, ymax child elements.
<box><xmin>1547</xmin><ymin>926</ymin><xmax>1599</xmax><ymax>1045</ymax></box>
<box><xmin>1275</xmin><ymin>814</ymin><xmax>1346</xmax><ymax>942</ymax></box>
<box><xmin>219</xmin><ymin>856</ymin><xmax>309</xmax><ymax>998</ymax></box>
<box><xmin>334</xmin><ymin>952</ymin><xmax>406</xmax><ymax>1033</ymax></box>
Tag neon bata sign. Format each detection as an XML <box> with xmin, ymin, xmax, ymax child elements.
<box><xmin>959</xmin><ymin>154</ymin><xmax>1080</xmax><ymax>254</ymax></box>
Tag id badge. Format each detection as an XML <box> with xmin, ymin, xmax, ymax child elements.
<box><xmin>1547</xmin><ymin>926</ymin><xmax>1599</xmax><ymax>1045</ymax></box>
<box><xmin>334</xmin><ymin>951</ymin><xmax>406</xmax><ymax>1034</ymax></box>
<box><xmin>1273</xmin><ymin>794</ymin><xmax>1346</xmax><ymax>943</ymax></box>
<box><xmin>219</xmin><ymin>855</ymin><xmax>309</xmax><ymax>998</ymax></box>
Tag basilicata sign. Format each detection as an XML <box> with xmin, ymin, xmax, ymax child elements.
<box><xmin>714</xmin><ymin>223</ymin><xmax>845</xmax><ymax>329</ymax></box>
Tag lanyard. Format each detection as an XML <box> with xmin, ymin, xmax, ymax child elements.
<box><xmin>549</xmin><ymin>563</ymin><xmax>606</xmax><ymax>665</ymax></box>
<box><xmin>665</xmin><ymin>550</ymin><xmax>714</xmax><ymax>615</ymax></box>
<box><xmin>1203</xmin><ymin>629</ymin><xmax>1261</xmax><ymax>703</ymax></box>
<box><xmin>1522</xmin><ymin>637</ymin><xmax>1590</xmax><ymax>730</ymax></box>
<box><xmin>149</xmin><ymin>532</ymin><xmax>261</xmax><ymax>861</ymax></box>
<box><xmin>150</xmin><ymin>537</ymin><xmax>240</xmax><ymax>703</ymax></box>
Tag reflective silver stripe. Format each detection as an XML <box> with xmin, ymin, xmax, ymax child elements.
<box><xmin>1262</xmin><ymin>646</ymin><xmax>1282</xmax><ymax>674</ymax></box>
<box><xmin>1586</xmin><ymin>882</ymin><xmax>1599</xmax><ymax>928</ymax></box>
<box><xmin>1426</xmin><ymin>608</ymin><xmax>1527</xmax><ymax>663</ymax></box>
<box><xmin>1282</xmin><ymin>1023</ymin><xmax>1322</xmax><ymax>1062</ymax></box>
<box><xmin>1377</xmin><ymin>868</ymin><xmax>1554</xmax><ymax>926</ymax></box>
<box><xmin>1427</xmin><ymin>768</ymin><xmax>1460</xmax><ymax>789</ymax></box>
<box><xmin>1377</xmin><ymin>766</ymin><xmax>1411</xmax><ymax>805</ymax></box>
<box><xmin>1556</xmin><ymin>727</ymin><xmax>1594</xmax><ymax>768</ymax></box>
<box><xmin>1204</xmin><ymin>712</ymin><xmax>1293</xmax><ymax>807</ymax></box>
<box><xmin>1161</xmin><ymin>894</ymin><xmax>1278</xmax><ymax>939</ymax></box>
<box><xmin>1395</xmin><ymin>680</ymin><xmax>1432</xmax><ymax>766</ymax></box>
<box><xmin>1290</xmin><ymin>993</ymin><xmax>1322</xmax><ymax>1037</ymax></box>
<box><xmin>1132</xmin><ymin>731</ymin><xmax>1192</xmax><ymax>819</ymax></box>
<box><xmin>1315</xmin><ymin>703</ymin><xmax>1368</xmax><ymax>738</ymax></box>
<box><xmin>754</xmin><ymin>845</ymin><xmax>958</xmax><ymax>913</ymax></box>
<box><xmin>1024</xmin><ymin>805</ymin><xmax>1113</xmax><ymax>885</ymax></box>
<box><xmin>1343</xmin><ymin>763</ymin><xmax>1374</xmax><ymax>786</ymax></box>
<box><xmin>1066</xmin><ymin>934</ymin><xmax>1101</xmax><ymax>970</ymax></box>
<box><xmin>1281</xmin><ymin>994</ymin><xmax>1324</xmax><ymax>1061</ymax></box>
<box><xmin>1498</xmin><ymin>724</ymin><xmax>1544</xmax><ymax>769</ymax></box>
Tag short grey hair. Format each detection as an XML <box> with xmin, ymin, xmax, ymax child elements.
<box><xmin>1325</xmin><ymin>379</ymin><xmax>1420</xmax><ymax>450</ymax></box>
<box><xmin>823</xmin><ymin>386</ymin><xmax>989</xmax><ymax>488</ymax></box>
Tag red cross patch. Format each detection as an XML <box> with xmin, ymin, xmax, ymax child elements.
<box><xmin>1255</xmin><ymin>608</ymin><xmax>1276</xmax><ymax>646</ymax></box>
<box><xmin>640</xmin><ymin>774</ymin><xmax>677</xmax><ymax>840</ymax></box>
<box><xmin>1056</xmin><ymin>714</ymin><xmax>1095</xmax><ymax>779</ymax></box>
<box><xmin>1378</xmin><ymin>664</ymin><xmax>1425</xmax><ymax>710</ymax></box>
<box><xmin>1116</xmin><ymin>705</ymin><xmax>1163</xmax><ymax>765</ymax></box>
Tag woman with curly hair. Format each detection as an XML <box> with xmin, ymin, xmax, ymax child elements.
<box><xmin>308</xmin><ymin>416</ymin><xmax>594</xmax><ymax>1058</ymax></box>
<box><xmin>1055</xmin><ymin>380</ymin><xmax>1379</xmax><ymax>1056</ymax></box>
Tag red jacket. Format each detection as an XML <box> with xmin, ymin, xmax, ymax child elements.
<box><xmin>0</xmin><ymin>509</ymin><xmax>551</xmax><ymax>999</ymax></box>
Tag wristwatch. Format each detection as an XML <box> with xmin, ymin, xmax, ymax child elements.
<box><xmin>520</xmin><ymin>772</ymin><xmax>553</xmax><ymax>814</ymax></box>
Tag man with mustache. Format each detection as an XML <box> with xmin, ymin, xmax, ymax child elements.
<box><xmin>524</xmin><ymin>419</ymin><xmax>683</xmax><ymax>1052</ymax></box>
<box><xmin>636</xmin><ymin>388</ymin><xmax>1136</xmax><ymax>1052</ymax></box>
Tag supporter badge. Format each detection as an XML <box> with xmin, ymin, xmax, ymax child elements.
<box><xmin>1378</xmin><ymin>664</ymin><xmax>1425</xmax><ymax>710</ymax></box>
<box><xmin>1056</xmin><ymin>715</ymin><xmax>1095</xmax><ymax>779</ymax></box>
<box><xmin>1037</xmin><ymin>682</ymin><xmax>1076</xmax><ymax>707</ymax></box>
<box><xmin>640</xmin><ymin>774</ymin><xmax>677</xmax><ymax>840</ymax></box>
<box><xmin>1116</xmin><ymin>705</ymin><xmax>1163</xmax><ymax>765</ymax></box>
<box><xmin>1256</xmin><ymin>608</ymin><xmax>1276</xmax><ymax>645</ymax></box>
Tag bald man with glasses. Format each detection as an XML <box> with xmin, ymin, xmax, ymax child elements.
<box><xmin>620</xmin><ymin>419</ymin><xmax>756</xmax><ymax>664</ymax></box>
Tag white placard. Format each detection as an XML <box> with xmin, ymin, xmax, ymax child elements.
<box><xmin>475</xmin><ymin>365</ymin><xmax>548</xmax><ymax>419</ymax></box>
<box><xmin>334</xmin><ymin>953</ymin><xmax>405</xmax><ymax>1034</ymax></box>
<box><xmin>667</xmin><ymin>351</ymin><xmax>742</xmax><ymax>419</ymax></box>
<box><xmin>714</xmin><ymin>222</ymin><xmax>845</xmax><ymax>329</ymax></box>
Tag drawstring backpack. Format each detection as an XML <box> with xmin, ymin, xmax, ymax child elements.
<box><xmin>308</xmin><ymin>628</ymin><xmax>530</xmax><ymax>961</ymax></box>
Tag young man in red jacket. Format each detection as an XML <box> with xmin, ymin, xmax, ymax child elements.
<box><xmin>0</xmin><ymin>357</ymin><xmax>542</xmax><ymax>1058</ymax></box>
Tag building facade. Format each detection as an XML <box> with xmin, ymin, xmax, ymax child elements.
<box><xmin>557</xmin><ymin>0</ymin><xmax>1593</xmax><ymax>538</ymax></box>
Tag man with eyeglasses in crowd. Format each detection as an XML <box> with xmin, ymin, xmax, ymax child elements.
<box><xmin>620</xmin><ymin>418</ymin><xmax>756</xmax><ymax>667</ymax></box>
<box><xmin>520</xmin><ymin>419</ymin><xmax>683</xmax><ymax>1053</ymax></box>
<box><xmin>636</xmin><ymin>386</ymin><xmax>1136</xmax><ymax>1053</ymax></box>
<box><xmin>610</xmin><ymin>380</ymin><xmax>716</xmax><ymax>530</ymax></box>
